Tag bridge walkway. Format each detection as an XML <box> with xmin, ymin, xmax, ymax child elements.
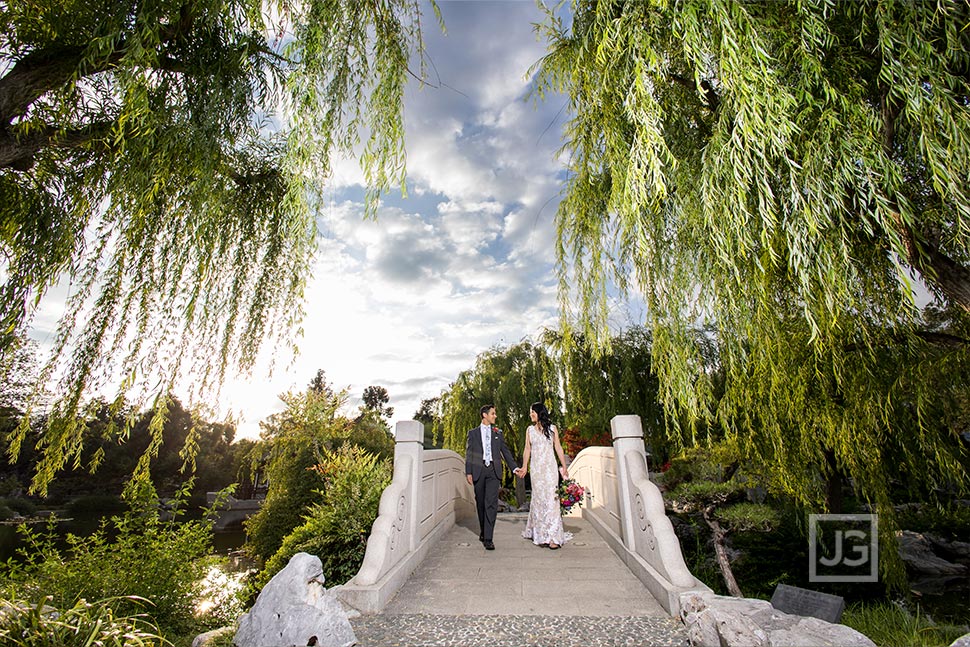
<box><xmin>350</xmin><ymin>512</ymin><xmax>689</xmax><ymax>646</ymax></box>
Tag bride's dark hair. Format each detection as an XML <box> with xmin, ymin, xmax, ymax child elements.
<box><xmin>531</xmin><ymin>402</ymin><xmax>554</xmax><ymax>439</ymax></box>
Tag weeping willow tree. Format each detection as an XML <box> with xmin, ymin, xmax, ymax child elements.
<box><xmin>440</xmin><ymin>340</ymin><xmax>562</xmax><ymax>459</ymax></box>
<box><xmin>0</xmin><ymin>0</ymin><xmax>438</xmax><ymax>494</ymax></box>
<box><xmin>533</xmin><ymin>0</ymin><xmax>970</xmax><ymax>585</ymax></box>
<box><xmin>550</xmin><ymin>326</ymin><xmax>688</xmax><ymax>462</ymax></box>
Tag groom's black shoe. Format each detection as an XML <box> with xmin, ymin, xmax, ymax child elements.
<box><xmin>484</xmin><ymin>540</ymin><xmax>495</xmax><ymax>550</ymax></box>
<box><xmin>479</xmin><ymin>534</ymin><xmax>484</xmax><ymax>543</ymax></box>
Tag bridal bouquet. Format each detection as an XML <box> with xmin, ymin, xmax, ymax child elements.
<box><xmin>558</xmin><ymin>478</ymin><xmax>586</xmax><ymax>516</ymax></box>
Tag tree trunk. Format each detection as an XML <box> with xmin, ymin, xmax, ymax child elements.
<box><xmin>824</xmin><ymin>449</ymin><xmax>844</xmax><ymax>514</ymax></box>
<box><xmin>703</xmin><ymin>505</ymin><xmax>744</xmax><ymax>597</ymax></box>
<box><xmin>515</xmin><ymin>475</ymin><xmax>526</xmax><ymax>510</ymax></box>
<box><xmin>881</xmin><ymin>88</ymin><xmax>970</xmax><ymax>312</ymax></box>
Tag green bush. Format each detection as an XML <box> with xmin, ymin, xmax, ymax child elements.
<box><xmin>896</xmin><ymin>503</ymin><xmax>970</xmax><ymax>542</ymax></box>
<box><xmin>842</xmin><ymin>602</ymin><xmax>967</xmax><ymax>647</ymax></box>
<box><xmin>254</xmin><ymin>445</ymin><xmax>391</xmax><ymax>592</ymax></box>
<box><xmin>0</xmin><ymin>504</ymin><xmax>13</xmax><ymax>521</ymax></box>
<box><xmin>0</xmin><ymin>596</ymin><xmax>167</xmax><ymax>647</ymax></box>
<box><xmin>0</xmin><ymin>487</ymin><xmax>223</xmax><ymax>637</ymax></box>
<box><xmin>716</xmin><ymin>503</ymin><xmax>781</xmax><ymax>532</ymax></box>
<box><xmin>243</xmin><ymin>430</ymin><xmax>329</xmax><ymax>562</ymax></box>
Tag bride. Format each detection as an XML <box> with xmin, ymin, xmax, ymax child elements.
<box><xmin>515</xmin><ymin>401</ymin><xmax>572</xmax><ymax>549</ymax></box>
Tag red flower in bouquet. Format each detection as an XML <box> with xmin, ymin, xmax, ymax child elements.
<box><xmin>557</xmin><ymin>478</ymin><xmax>586</xmax><ymax>516</ymax></box>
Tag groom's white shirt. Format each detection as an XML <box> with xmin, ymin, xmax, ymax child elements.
<box><xmin>480</xmin><ymin>424</ymin><xmax>493</xmax><ymax>465</ymax></box>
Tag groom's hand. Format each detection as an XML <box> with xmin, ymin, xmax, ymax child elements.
<box><xmin>466</xmin><ymin>474</ymin><xmax>473</xmax><ymax>485</ymax></box>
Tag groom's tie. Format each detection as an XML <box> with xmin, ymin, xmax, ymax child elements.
<box><xmin>483</xmin><ymin>425</ymin><xmax>493</xmax><ymax>466</ymax></box>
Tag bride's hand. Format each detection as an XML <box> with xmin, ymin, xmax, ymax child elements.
<box><xmin>560</xmin><ymin>466</ymin><xmax>569</xmax><ymax>479</ymax></box>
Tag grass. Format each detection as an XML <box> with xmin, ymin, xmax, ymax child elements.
<box><xmin>841</xmin><ymin>601</ymin><xmax>968</xmax><ymax>647</ymax></box>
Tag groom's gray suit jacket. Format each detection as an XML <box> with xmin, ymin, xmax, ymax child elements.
<box><xmin>465</xmin><ymin>426</ymin><xmax>518</xmax><ymax>480</ymax></box>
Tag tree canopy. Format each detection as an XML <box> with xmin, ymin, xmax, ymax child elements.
<box><xmin>440</xmin><ymin>340</ymin><xmax>562</xmax><ymax>458</ymax></box>
<box><xmin>1</xmin><ymin>0</ymin><xmax>437</xmax><ymax>494</ymax></box>
<box><xmin>533</xmin><ymin>0</ymin><xmax>970</xmax><ymax>583</ymax></box>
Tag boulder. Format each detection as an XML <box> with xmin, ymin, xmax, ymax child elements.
<box><xmin>926</xmin><ymin>533</ymin><xmax>970</xmax><ymax>563</ymax></box>
<box><xmin>234</xmin><ymin>553</ymin><xmax>356</xmax><ymax>647</ymax></box>
<box><xmin>950</xmin><ymin>633</ymin><xmax>970</xmax><ymax>647</ymax></box>
<box><xmin>897</xmin><ymin>531</ymin><xmax>969</xmax><ymax>576</ymax></box>
<box><xmin>192</xmin><ymin>626</ymin><xmax>234</xmax><ymax>647</ymax></box>
<box><xmin>680</xmin><ymin>592</ymin><xmax>877</xmax><ymax>647</ymax></box>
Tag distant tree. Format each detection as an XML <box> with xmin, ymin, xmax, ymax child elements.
<box><xmin>361</xmin><ymin>385</ymin><xmax>394</xmax><ymax>420</ymax></box>
<box><xmin>414</xmin><ymin>397</ymin><xmax>443</xmax><ymax>449</ymax></box>
<box><xmin>0</xmin><ymin>336</ymin><xmax>40</xmax><ymax>415</ymax></box>
<box><xmin>1</xmin><ymin>0</ymin><xmax>439</xmax><ymax>495</ymax></box>
<box><xmin>308</xmin><ymin>369</ymin><xmax>335</xmax><ymax>400</ymax></box>
<box><xmin>550</xmin><ymin>326</ymin><xmax>678</xmax><ymax>462</ymax></box>
<box><xmin>1</xmin><ymin>395</ymin><xmax>240</xmax><ymax>502</ymax></box>
<box><xmin>440</xmin><ymin>340</ymin><xmax>561</xmax><ymax>459</ymax></box>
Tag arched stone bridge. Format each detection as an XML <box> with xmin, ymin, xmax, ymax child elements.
<box><xmin>334</xmin><ymin>415</ymin><xmax>709</xmax><ymax>646</ymax></box>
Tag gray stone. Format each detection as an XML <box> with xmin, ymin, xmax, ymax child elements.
<box><xmin>191</xmin><ymin>626</ymin><xmax>234</xmax><ymax>647</ymax></box>
<box><xmin>926</xmin><ymin>533</ymin><xmax>970</xmax><ymax>562</ymax></box>
<box><xmin>897</xmin><ymin>531</ymin><xmax>969</xmax><ymax>576</ymax></box>
<box><xmin>770</xmin><ymin>583</ymin><xmax>845</xmax><ymax>623</ymax></box>
<box><xmin>234</xmin><ymin>552</ymin><xmax>356</xmax><ymax>647</ymax></box>
<box><xmin>950</xmin><ymin>633</ymin><xmax>970</xmax><ymax>647</ymax></box>
<box><xmin>680</xmin><ymin>592</ymin><xmax>877</xmax><ymax>647</ymax></box>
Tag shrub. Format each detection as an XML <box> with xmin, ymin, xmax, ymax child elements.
<box><xmin>253</xmin><ymin>445</ymin><xmax>391</xmax><ymax>592</ymax></box>
<box><xmin>0</xmin><ymin>596</ymin><xmax>167</xmax><ymax>647</ymax></box>
<box><xmin>896</xmin><ymin>503</ymin><xmax>970</xmax><ymax>542</ymax></box>
<box><xmin>716</xmin><ymin>503</ymin><xmax>781</xmax><ymax>532</ymax></box>
<box><xmin>0</xmin><ymin>485</ymin><xmax>225</xmax><ymax>637</ymax></box>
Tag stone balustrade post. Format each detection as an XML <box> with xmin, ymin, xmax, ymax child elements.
<box><xmin>394</xmin><ymin>420</ymin><xmax>424</xmax><ymax>553</ymax></box>
<box><xmin>610</xmin><ymin>414</ymin><xmax>646</xmax><ymax>552</ymax></box>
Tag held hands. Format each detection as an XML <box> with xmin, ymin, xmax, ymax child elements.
<box><xmin>466</xmin><ymin>474</ymin><xmax>473</xmax><ymax>485</ymax></box>
<box><xmin>559</xmin><ymin>466</ymin><xmax>569</xmax><ymax>479</ymax></box>
<box><xmin>513</xmin><ymin>467</ymin><xmax>526</xmax><ymax>478</ymax></box>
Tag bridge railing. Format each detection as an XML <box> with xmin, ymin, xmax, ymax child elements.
<box><xmin>335</xmin><ymin>421</ymin><xmax>474</xmax><ymax>613</ymax></box>
<box><xmin>569</xmin><ymin>414</ymin><xmax>711</xmax><ymax>616</ymax></box>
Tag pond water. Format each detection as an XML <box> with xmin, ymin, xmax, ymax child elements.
<box><xmin>0</xmin><ymin>511</ymin><xmax>248</xmax><ymax>563</ymax></box>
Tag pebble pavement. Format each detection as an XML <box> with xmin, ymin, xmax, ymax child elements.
<box><xmin>351</xmin><ymin>613</ymin><xmax>689</xmax><ymax>646</ymax></box>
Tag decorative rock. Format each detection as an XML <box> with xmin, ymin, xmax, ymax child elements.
<box><xmin>234</xmin><ymin>552</ymin><xmax>356</xmax><ymax>647</ymax></box>
<box><xmin>680</xmin><ymin>592</ymin><xmax>877</xmax><ymax>647</ymax></box>
<box><xmin>897</xmin><ymin>531</ymin><xmax>969</xmax><ymax>576</ymax></box>
<box><xmin>770</xmin><ymin>584</ymin><xmax>844</xmax><ymax>623</ymax></box>
<box><xmin>192</xmin><ymin>626</ymin><xmax>234</xmax><ymax>647</ymax></box>
<box><xmin>950</xmin><ymin>633</ymin><xmax>970</xmax><ymax>647</ymax></box>
<box><xmin>926</xmin><ymin>533</ymin><xmax>970</xmax><ymax>563</ymax></box>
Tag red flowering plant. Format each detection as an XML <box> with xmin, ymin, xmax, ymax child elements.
<box><xmin>557</xmin><ymin>478</ymin><xmax>586</xmax><ymax>516</ymax></box>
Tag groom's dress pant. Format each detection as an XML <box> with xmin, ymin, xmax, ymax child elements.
<box><xmin>474</xmin><ymin>464</ymin><xmax>501</xmax><ymax>542</ymax></box>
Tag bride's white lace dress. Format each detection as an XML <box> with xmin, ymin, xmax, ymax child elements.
<box><xmin>521</xmin><ymin>425</ymin><xmax>572</xmax><ymax>546</ymax></box>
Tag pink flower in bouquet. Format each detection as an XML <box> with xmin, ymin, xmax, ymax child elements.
<box><xmin>557</xmin><ymin>478</ymin><xmax>586</xmax><ymax>516</ymax></box>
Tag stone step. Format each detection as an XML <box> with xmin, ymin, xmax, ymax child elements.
<box><xmin>350</xmin><ymin>613</ymin><xmax>689</xmax><ymax>647</ymax></box>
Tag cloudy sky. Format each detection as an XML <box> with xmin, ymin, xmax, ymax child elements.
<box><xmin>219</xmin><ymin>0</ymin><xmax>586</xmax><ymax>439</ymax></box>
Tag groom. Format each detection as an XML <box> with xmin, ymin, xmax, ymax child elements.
<box><xmin>465</xmin><ymin>404</ymin><xmax>521</xmax><ymax>550</ymax></box>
